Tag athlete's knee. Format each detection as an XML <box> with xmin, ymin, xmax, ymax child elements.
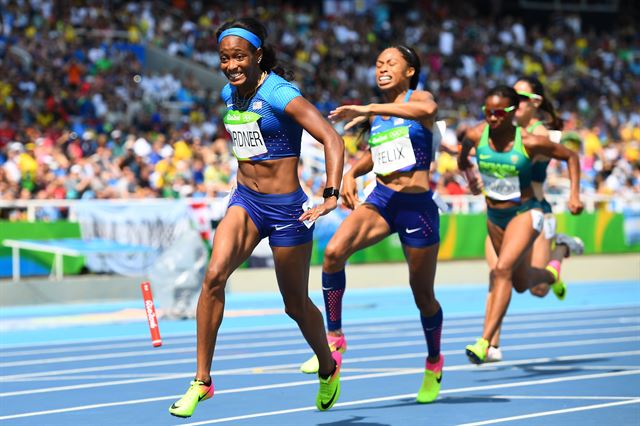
<box><xmin>202</xmin><ymin>264</ymin><xmax>229</xmax><ymax>295</ymax></box>
<box><xmin>491</xmin><ymin>265</ymin><xmax>512</xmax><ymax>284</ymax></box>
<box><xmin>283</xmin><ymin>297</ymin><xmax>310</xmax><ymax>322</ymax></box>
<box><xmin>413</xmin><ymin>293</ymin><xmax>438</xmax><ymax>316</ymax></box>
<box><xmin>513</xmin><ymin>284</ymin><xmax>528</xmax><ymax>293</ymax></box>
<box><xmin>323</xmin><ymin>241</ymin><xmax>347</xmax><ymax>271</ymax></box>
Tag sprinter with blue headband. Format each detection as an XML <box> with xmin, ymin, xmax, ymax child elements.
<box><xmin>169</xmin><ymin>17</ymin><xmax>345</xmax><ymax>418</ymax></box>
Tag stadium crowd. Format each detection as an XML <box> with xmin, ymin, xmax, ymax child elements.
<box><xmin>0</xmin><ymin>0</ymin><xmax>638</xmax><ymax>219</ymax></box>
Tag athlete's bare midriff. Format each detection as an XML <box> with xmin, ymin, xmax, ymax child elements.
<box><xmin>237</xmin><ymin>156</ymin><xmax>300</xmax><ymax>194</ymax></box>
<box><xmin>377</xmin><ymin>169</ymin><xmax>431</xmax><ymax>193</ymax></box>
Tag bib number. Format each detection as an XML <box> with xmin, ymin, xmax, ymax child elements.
<box><xmin>369</xmin><ymin>126</ymin><xmax>416</xmax><ymax>176</ymax></box>
<box><xmin>480</xmin><ymin>173</ymin><xmax>521</xmax><ymax>201</ymax></box>
<box><xmin>224</xmin><ymin>111</ymin><xmax>267</xmax><ymax>160</ymax></box>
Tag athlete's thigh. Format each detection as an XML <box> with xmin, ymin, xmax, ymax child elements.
<box><xmin>208</xmin><ymin>206</ymin><xmax>262</xmax><ymax>277</ymax></box>
<box><xmin>327</xmin><ymin>204</ymin><xmax>392</xmax><ymax>258</ymax></box>
<box><xmin>530</xmin><ymin>229</ymin><xmax>551</xmax><ymax>269</ymax></box>
<box><xmin>485</xmin><ymin>234</ymin><xmax>498</xmax><ymax>270</ymax></box>
<box><xmin>271</xmin><ymin>241</ymin><xmax>313</xmax><ymax>300</ymax></box>
<box><xmin>495</xmin><ymin>211</ymin><xmax>539</xmax><ymax>272</ymax></box>
<box><xmin>487</xmin><ymin>220</ymin><xmax>505</xmax><ymax>257</ymax></box>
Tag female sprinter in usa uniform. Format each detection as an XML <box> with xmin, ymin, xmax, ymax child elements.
<box><xmin>169</xmin><ymin>18</ymin><xmax>344</xmax><ymax>417</ymax></box>
<box><xmin>458</xmin><ymin>85</ymin><xmax>583</xmax><ymax>364</ymax></box>
<box><xmin>300</xmin><ymin>45</ymin><xmax>444</xmax><ymax>404</ymax></box>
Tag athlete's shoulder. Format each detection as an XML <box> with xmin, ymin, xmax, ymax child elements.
<box><xmin>522</xmin><ymin>132</ymin><xmax>551</xmax><ymax>149</ymax></box>
<box><xmin>262</xmin><ymin>73</ymin><xmax>302</xmax><ymax>111</ymax></box>
<box><xmin>264</xmin><ymin>72</ymin><xmax>299</xmax><ymax>91</ymax></box>
<box><xmin>466</xmin><ymin>122</ymin><xmax>486</xmax><ymax>143</ymax></box>
<box><xmin>220</xmin><ymin>84</ymin><xmax>233</xmax><ymax>103</ymax></box>
<box><xmin>408</xmin><ymin>89</ymin><xmax>435</xmax><ymax>102</ymax></box>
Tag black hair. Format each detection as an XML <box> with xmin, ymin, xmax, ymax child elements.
<box><xmin>485</xmin><ymin>85</ymin><xmax>520</xmax><ymax>109</ymax></box>
<box><xmin>389</xmin><ymin>44</ymin><xmax>421</xmax><ymax>90</ymax></box>
<box><xmin>216</xmin><ymin>17</ymin><xmax>293</xmax><ymax>81</ymax></box>
<box><xmin>517</xmin><ymin>76</ymin><xmax>563</xmax><ymax>130</ymax></box>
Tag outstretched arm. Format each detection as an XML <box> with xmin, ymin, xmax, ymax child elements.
<box><xmin>329</xmin><ymin>91</ymin><xmax>437</xmax><ymax>130</ymax></box>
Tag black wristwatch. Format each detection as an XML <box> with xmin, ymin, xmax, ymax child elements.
<box><xmin>323</xmin><ymin>187</ymin><xmax>340</xmax><ymax>200</ymax></box>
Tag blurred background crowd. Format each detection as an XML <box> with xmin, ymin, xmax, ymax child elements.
<box><xmin>0</xmin><ymin>0</ymin><xmax>638</xmax><ymax>218</ymax></box>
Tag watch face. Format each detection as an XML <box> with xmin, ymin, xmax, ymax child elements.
<box><xmin>323</xmin><ymin>188</ymin><xmax>338</xmax><ymax>198</ymax></box>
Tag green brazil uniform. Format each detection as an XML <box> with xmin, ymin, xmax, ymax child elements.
<box><xmin>477</xmin><ymin>125</ymin><xmax>542</xmax><ymax>229</ymax></box>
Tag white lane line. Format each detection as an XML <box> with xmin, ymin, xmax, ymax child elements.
<box><xmin>7</xmin><ymin>365</ymin><xmax>638</xmax><ymax>383</ymax></box>
<box><xmin>2</xmin><ymin>305</ymin><xmax>637</xmax><ymax>352</ymax></box>
<box><xmin>0</xmin><ymin>347</ymin><xmax>638</xmax><ymax>411</ymax></box>
<box><xmin>480</xmin><ymin>395</ymin><xmax>639</xmax><ymax>400</ymax></box>
<box><xmin>1</xmin><ymin>334</ymin><xmax>639</xmax><ymax>383</ymax></box>
<box><xmin>457</xmin><ymin>399</ymin><xmax>640</xmax><ymax>426</ymax></box>
<box><xmin>179</xmin><ymin>370</ymin><xmax>640</xmax><ymax>425</ymax></box>
<box><xmin>4</xmin><ymin>316</ymin><xmax>638</xmax><ymax>362</ymax></box>
<box><xmin>2</xmin><ymin>320</ymin><xmax>638</xmax><ymax>369</ymax></box>
<box><xmin>1</xmin><ymin>364</ymin><xmax>638</xmax><ymax>422</ymax></box>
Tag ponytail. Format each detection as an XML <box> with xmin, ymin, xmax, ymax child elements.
<box><xmin>518</xmin><ymin>76</ymin><xmax>563</xmax><ymax>130</ymax></box>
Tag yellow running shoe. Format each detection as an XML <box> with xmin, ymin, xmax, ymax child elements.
<box><xmin>465</xmin><ymin>338</ymin><xmax>489</xmax><ymax>364</ymax></box>
<box><xmin>416</xmin><ymin>354</ymin><xmax>444</xmax><ymax>403</ymax></box>
<box><xmin>169</xmin><ymin>379</ymin><xmax>214</xmax><ymax>418</ymax></box>
<box><xmin>301</xmin><ymin>333</ymin><xmax>347</xmax><ymax>374</ymax></box>
<box><xmin>546</xmin><ymin>264</ymin><xmax>566</xmax><ymax>301</ymax></box>
<box><xmin>316</xmin><ymin>351</ymin><xmax>342</xmax><ymax>411</ymax></box>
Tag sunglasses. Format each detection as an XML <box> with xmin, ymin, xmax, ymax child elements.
<box><xmin>517</xmin><ymin>91</ymin><xmax>543</xmax><ymax>101</ymax></box>
<box><xmin>482</xmin><ymin>105</ymin><xmax>516</xmax><ymax>117</ymax></box>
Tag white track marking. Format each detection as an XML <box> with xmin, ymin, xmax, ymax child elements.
<box><xmin>1</xmin><ymin>305</ymin><xmax>637</xmax><ymax>353</ymax></box>
<box><xmin>1</xmin><ymin>334</ymin><xmax>638</xmax><ymax>384</ymax></box>
<box><xmin>0</xmin><ymin>349</ymin><xmax>638</xmax><ymax>417</ymax></box>
<box><xmin>457</xmin><ymin>399</ymin><xmax>640</xmax><ymax>426</ymax></box>
<box><xmin>178</xmin><ymin>370</ymin><xmax>640</xmax><ymax>425</ymax></box>
<box><xmin>2</xmin><ymin>321</ymin><xmax>638</xmax><ymax>368</ymax></box>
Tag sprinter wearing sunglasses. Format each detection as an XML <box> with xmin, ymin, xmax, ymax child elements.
<box><xmin>481</xmin><ymin>77</ymin><xmax>586</xmax><ymax>362</ymax></box>
<box><xmin>458</xmin><ymin>85</ymin><xmax>583</xmax><ymax>364</ymax></box>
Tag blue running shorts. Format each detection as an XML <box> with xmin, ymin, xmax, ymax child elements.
<box><xmin>364</xmin><ymin>182</ymin><xmax>440</xmax><ymax>248</ymax></box>
<box><xmin>228</xmin><ymin>184</ymin><xmax>314</xmax><ymax>247</ymax></box>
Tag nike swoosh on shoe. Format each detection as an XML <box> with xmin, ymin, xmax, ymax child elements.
<box><xmin>320</xmin><ymin>386</ymin><xmax>338</xmax><ymax>410</ymax></box>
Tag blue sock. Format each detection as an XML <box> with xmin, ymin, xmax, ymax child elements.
<box><xmin>322</xmin><ymin>270</ymin><xmax>346</xmax><ymax>331</ymax></box>
<box><xmin>420</xmin><ymin>307</ymin><xmax>443</xmax><ymax>359</ymax></box>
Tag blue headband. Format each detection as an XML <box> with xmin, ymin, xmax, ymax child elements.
<box><xmin>217</xmin><ymin>28</ymin><xmax>262</xmax><ymax>49</ymax></box>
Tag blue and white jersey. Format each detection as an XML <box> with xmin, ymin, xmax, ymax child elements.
<box><xmin>368</xmin><ymin>90</ymin><xmax>433</xmax><ymax>176</ymax></box>
<box><xmin>221</xmin><ymin>72</ymin><xmax>303</xmax><ymax>161</ymax></box>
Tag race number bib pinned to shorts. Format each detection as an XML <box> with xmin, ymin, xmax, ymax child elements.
<box><xmin>369</xmin><ymin>126</ymin><xmax>417</xmax><ymax>176</ymax></box>
<box><xmin>223</xmin><ymin>110</ymin><xmax>268</xmax><ymax>160</ymax></box>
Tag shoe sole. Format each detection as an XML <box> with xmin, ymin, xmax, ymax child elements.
<box><xmin>465</xmin><ymin>348</ymin><xmax>484</xmax><ymax>364</ymax></box>
<box><xmin>169</xmin><ymin>412</ymin><xmax>191</xmax><ymax>419</ymax></box>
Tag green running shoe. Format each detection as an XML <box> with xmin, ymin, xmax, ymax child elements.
<box><xmin>416</xmin><ymin>354</ymin><xmax>444</xmax><ymax>403</ymax></box>
<box><xmin>169</xmin><ymin>379</ymin><xmax>214</xmax><ymax>418</ymax></box>
<box><xmin>546</xmin><ymin>264</ymin><xmax>566</xmax><ymax>301</ymax></box>
<box><xmin>316</xmin><ymin>351</ymin><xmax>342</xmax><ymax>411</ymax></box>
<box><xmin>465</xmin><ymin>338</ymin><xmax>489</xmax><ymax>364</ymax></box>
<box><xmin>301</xmin><ymin>334</ymin><xmax>347</xmax><ymax>374</ymax></box>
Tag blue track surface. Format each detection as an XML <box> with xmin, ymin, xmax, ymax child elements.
<box><xmin>1</xmin><ymin>279</ymin><xmax>639</xmax><ymax>425</ymax></box>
